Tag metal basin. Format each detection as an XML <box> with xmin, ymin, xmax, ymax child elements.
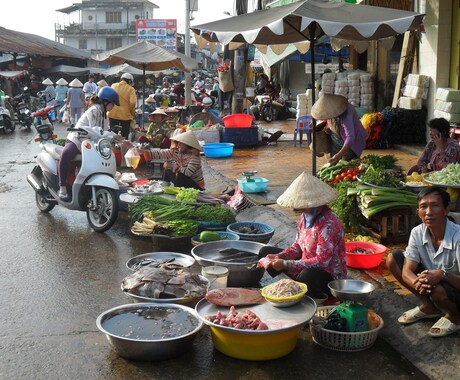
<box><xmin>125</xmin><ymin>251</ymin><xmax>195</xmax><ymax>271</ymax></box>
<box><xmin>122</xmin><ymin>275</ymin><xmax>210</xmax><ymax>306</ymax></box>
<box><xmin>191</xmin><ymin>240</ymin><xmax>266</xmax><ymax>287</ymax></box>
<box><xmin>96</xmin><ymin>303</ymin><xmax>203</xmax><ymax>361</ymax></box>
<box><xmin>328</xmin><ymin>279</ymin><xmax>375</xmax><ymax>302</ymax></box>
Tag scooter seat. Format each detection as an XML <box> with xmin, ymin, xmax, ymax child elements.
<box><xmin>43</xmin><ymin>145</ymin><xmax>82</xmax><ymax>161</ymax></box>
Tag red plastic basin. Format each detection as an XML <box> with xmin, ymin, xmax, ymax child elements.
<box><xmin>345</xmin><ymin>242</ymin><xmax>387</xmax><ymax>269</ymax></box>
<box><xmin>222</xmin><ymin>113</ymin><xmax>254</xmax><ymax>128</ymax></box>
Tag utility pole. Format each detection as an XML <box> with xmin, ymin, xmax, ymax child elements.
<box><xmin>231</xmin><ymin>0</ymin><xmax>248</xmax><ymax>114</ymax></box>
<box><xmin>184</xmin><ymin>0</ymin><xmax>192</xmax><ymax>105</ymax></box>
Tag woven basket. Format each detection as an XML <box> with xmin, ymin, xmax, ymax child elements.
<box><xmin>309</xmin><ymin>306</ymin><xmax>384</xmax><ymax>352</ymax></box>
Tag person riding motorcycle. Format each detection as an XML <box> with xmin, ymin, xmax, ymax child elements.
<box><xmin>58</xmin><ymin>87</ymin><xmax>120</xmax><ymax>200</ymax></box>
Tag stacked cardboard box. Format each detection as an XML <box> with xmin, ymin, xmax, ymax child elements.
<box><xmin>434</xmin><ymin>88</ymin><xmax>460</xmax><ymax>123</ymax></box>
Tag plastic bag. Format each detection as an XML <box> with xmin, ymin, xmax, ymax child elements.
<box><xmin>124</xmin><ymin>147</ymin><xmax>141</xmax><ymax>169</ymax></box>
<box><xmin>62</xmin><ymin>109</ymin><xmax>70</xmax><ymax>124</ymax></box>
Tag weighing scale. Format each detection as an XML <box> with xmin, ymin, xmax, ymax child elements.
<box><xmin>242</xmin><ymin>170</ymin><xmax>258</xmax><ymax>182</ymax></box>
<box><xmin>328</xmin><ymin>280</ymin><xmax>375</xmax><ymax>332</ymax></box>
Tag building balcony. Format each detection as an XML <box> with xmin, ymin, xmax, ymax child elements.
<box><xmin>55</xmin><ymin>22</ymin><xmax>136</xmax><ymax>38</ymax></box>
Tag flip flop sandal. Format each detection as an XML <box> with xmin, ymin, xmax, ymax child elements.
<box><xmin>428</xmin><ymin>317</ymin><xmax>460</xmax><ymax>338</ymax></box>
<box><xmin>397</xmin><ymin>306</ymin><xmax>442</xmax><ymax>325</ymax></box>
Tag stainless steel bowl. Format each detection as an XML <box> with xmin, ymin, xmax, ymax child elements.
<box><xmin>328</xmin><ymin>279</ymin><xmax>375</xmax><ymax>302</ymax></box>
<box><xmin>125</xmin><ymin>252</ymin><xmax>195</xmax><ymax>271</ymax></box>
<box><xmin>96</xmin><ymin>303</ymin><xmax>203</xmax><ymax>361</ymax></box>
<box><xmin>122</xmin><ymin>275</ymin><xmax>210</xmax><ymax>306</ymax></box>
<box><xmin>191</xmin><ymin>240</ymin><xmax>266</xmax><ymax>287</ymax></box>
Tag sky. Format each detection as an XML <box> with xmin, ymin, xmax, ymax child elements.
<box><xmin>0</xmin><ymin>0</ymin><xmax>234</xmax><ymax>41</ymax></box>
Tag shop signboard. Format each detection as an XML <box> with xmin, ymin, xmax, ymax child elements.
<box><xmin>136</xmin><ymin>19</ymin><xmax>177</xmax><ymax>50</ymax></box>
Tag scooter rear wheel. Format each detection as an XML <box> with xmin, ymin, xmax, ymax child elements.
<box><xmin>261</xmin><ymin>105</ymin><xmax>273</xmax><ymax>123</ymax></box>
<box><xmin>36</xmin><ymin>191</ymin><xmax>56</xmax><ymax>212</ymax></box>
<box><xmin>86</xmin><ymin>187</ymin><xmax>119</xmax><ymax>232</ymax></box>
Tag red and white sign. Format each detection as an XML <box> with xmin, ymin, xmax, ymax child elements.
<box><xmin>136</xmin><ymin>19</ymin><xmax>177</xmax><ymax>50</ymax></box>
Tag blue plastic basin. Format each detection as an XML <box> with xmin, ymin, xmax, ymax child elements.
<box><xmin>202</xmin><ymin>143</ymin><xmax>234</xmax><ymax>158</ymax></box>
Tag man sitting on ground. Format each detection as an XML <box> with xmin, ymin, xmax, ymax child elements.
<box><xmin>386</xmin><ymin>187</ymin><xmax>460</xmax><ymax>337</ymax></box>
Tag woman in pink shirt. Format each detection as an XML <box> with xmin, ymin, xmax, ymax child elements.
<box><xmin>257</xmin><ymin>171</ymin><xmax>347</xmax><ymax>298</ymax></box>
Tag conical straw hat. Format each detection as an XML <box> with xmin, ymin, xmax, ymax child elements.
<box><xmin>170</xmin><ymin>130</ymin><xmax>201</xmax><ymax>151</ymax></box>
<box><xmin>69</xmin><ymin>78</ymin><xmax>83</xmax><ymax>87</ymax></box>
<box><xmin>56</xmin><ymin>78</ymin><xmax>68</xmax><ymax>86</ymax></box>
<box><xmin>277</xmin><ymin>171</ymin><xmax>339</xmax><ymax>209</ymax></box>
<box><xmin>97</xmin><ymin>79</ymin><xmax>108</xmax><ymax>87</ymax></box>
<box><xmin>311</xmin><ymin>94</ymin><xmax>348</xmax><ymax>120</ymax></box>
<box><xmin>42</xmin><ymin>78</ymin><xmax>54</xmax><ymax>85</ymax></box>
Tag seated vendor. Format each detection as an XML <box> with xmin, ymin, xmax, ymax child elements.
<box><xmin>149</xmin><ymin>130</ymin><xmax>204</xmax><ymax>190</ymax></box>
<box><xmin>257</xmin><ymin>171</ymin><xmax>346</xmax><ymax>298</ymax></box>
<box><xmin>139</xmin><ymin>108</ymin><xmax>171</xmax><ymax>148</ymax></box>
<box><xmin>408</xmin><ymin>118</ymin><xmax>460</xmax><ymax>174</ymax></box>
<box><xmin>386</xmin><ymin>187</ymin><xmax>460</xmax><ymax>337</ymax></box>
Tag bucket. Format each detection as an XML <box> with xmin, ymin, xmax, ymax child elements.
<box><xmin>201</xmin><ymin>266</ymin><xmax>229</xmax><ymax>290</ymax></box>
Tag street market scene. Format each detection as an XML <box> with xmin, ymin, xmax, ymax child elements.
<box><xmin>0</xmin><ymin>0</ymin><xmax>459</xmax><ymax>379</ymax></box>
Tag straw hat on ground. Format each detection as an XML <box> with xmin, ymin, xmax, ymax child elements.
<box><xmin>69</xmin><ymin>78</ymin><xmax>83</xmax><ymax>88</ymax></box>
<box><xmin>97</xmin><ymin>79</ymin><xmax>108</xmax><ymax>87</ymax></box>
<box><xmin>311</xmin><ymin>94</ymin><xmax>348</xmax><ymax>120</ymax></box>
<box><xmin>277</xmin><ymin>171</ymin><xmax>339</xmax><ymax>209</ymax></box>
<box><xmin>149</xmin><ymin>108</ymin><xmax>168</xmax><ymax>118</ymax></box>
<box><xmin>42</xmin><ymin>78</ymin><xmax>54</xmax><ymax>85</ymax></box>
<box><xmin>170</xmin><ymin>130</ymin><xmax>201</xmax><ymax>151</ymax></box>
<box><xmin>56</xmin><ymin>78</ymin><xmax>68</xmax><ymax>86</ymax></box>
<box><xmin>145</xmin><ymin>94</ymin><xmax>156</xmax><ymax>103</ymax></box>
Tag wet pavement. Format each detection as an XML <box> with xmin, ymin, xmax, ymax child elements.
<box><xmin>0</xmin><ymin>121</ymin><xmax>451</xmax><ymax>379</ymax></box>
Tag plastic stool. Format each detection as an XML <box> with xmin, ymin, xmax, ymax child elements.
<box><xmin>294</xmin><ymin>115</ymin><xmax>312</xmax><ymax>147</ymax></box>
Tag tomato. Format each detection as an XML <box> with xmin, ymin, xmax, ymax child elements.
<box><xmin>352</xmin><ymin>175</ymin><xmax>357</xmax><ymax>181</ymax></box>
<box><xmin>340</xmin><ymin>172</ymin><xmax>347</xmax><ymax>179</ymax></box>
<box><xmin>346</xmin><ymin>169</ymin><xmax>354</xmax><ymax>175</ymax></box>
<box><xmin>335</xmin><ymin>174</ymin><xmax>342</xmax><ymax>180</ymax></box>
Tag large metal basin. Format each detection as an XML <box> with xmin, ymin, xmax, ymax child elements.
<box><xmin>96</xmin><ymin>303</ymin><xmax>203</xmax><ymax>361</ymax></box>
<box><xmin>191</xmin><ymin>240</ymin><xmax>266</xmax><ymax>287</ymax></box>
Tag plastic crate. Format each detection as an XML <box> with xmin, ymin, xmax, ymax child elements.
<box><xmin>222</xmin><ymin>127</ymin><xmax>259</xmax><ymax>147</ymax></box>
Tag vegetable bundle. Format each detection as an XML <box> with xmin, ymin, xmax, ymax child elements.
<box><xmin>348</xmin><ymin>185</ymin><xmax>417</xmax><ymax>219</ymax></box>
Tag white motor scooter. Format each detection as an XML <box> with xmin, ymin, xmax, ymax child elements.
<box><xmin>27</xmin><ymin>126</ymin><xmax>120</xmax><ymax>232</ymax></box>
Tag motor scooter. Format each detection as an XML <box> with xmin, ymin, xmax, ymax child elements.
<box><xmin>32</xmin><ymin>106</ymin><xmax>56</xmax><ymax>144</ymax></box>
<box><xmin>27</xmin><ymin>126</ymin><xmax>120</xmax><ymax>232</ymax></box>
<box><xmin>12</xmin><ymin>90</ymin><xmax>33</xmax><ymax>131</ymax></box>
<box><xmin>0</xmin><ymin>101</ymin><xmax>15</xmax><ymax>134</ymax></box>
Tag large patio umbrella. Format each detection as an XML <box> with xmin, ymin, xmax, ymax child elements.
<box><xmin>191</xmin><ymin>0</ymin><xmax>425</xmax><ymax>174</ymax></box>
<box><xmin>92</xmin><ymin>41</ymin><xmax>199</xmax><ymax>126</ymax></box>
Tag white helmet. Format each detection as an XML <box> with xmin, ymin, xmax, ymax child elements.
<box><xmin>121</xmin><ymin>73</ymin><xmax>134</xmax><ymax>81</ymax></box>
<box><xmin>202</xmin><ymin>97</ymin><xmax>213</xmax><ymax>106</ymax></box>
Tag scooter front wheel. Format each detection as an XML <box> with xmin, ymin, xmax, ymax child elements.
<box><xmin>261</xmin><ymin>105</ymin><xmax>273</xmax><ymax>123</ymax></box>
<box><xmin>86</xmin><ymin>187</ymin><xmax>119</xmax><ymax>233</ymax></box>
<box><xmin>35</xmin><ymin>191</ymin><xmax>56</xmax><ymax>212</ymax></box>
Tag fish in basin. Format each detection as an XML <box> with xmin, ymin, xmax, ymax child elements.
<box><xmin>122</xmin><ymin>265</ymin><xmax>208</xmax><ymax>299</ymax></box>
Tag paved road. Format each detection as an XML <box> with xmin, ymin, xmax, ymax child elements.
<box><xmin>0</xmin><ymin>127</ymin><xmax>428</xmax><ymax>379</ymax></box>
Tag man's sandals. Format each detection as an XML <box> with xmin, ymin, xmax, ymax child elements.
<box><xmin>397</xmin><ymin>306</ymin><xmax>442</xmax><ymax>325</ymax></box>
<box><xmin>428</xmin><ymin>317</ymin><xmax>460</xmax><ymax>338</ymax></box>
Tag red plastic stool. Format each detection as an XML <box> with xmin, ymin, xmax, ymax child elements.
<box><xmin>294</xmin><ymin>115</ymin><xmax>312</xmax><ymax>147</ymax></box>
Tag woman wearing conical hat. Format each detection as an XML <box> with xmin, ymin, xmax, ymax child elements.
<box><xmin>311</xmin><ymin>94</ymin><xmax>367</xmax><ymax>165</ymax></box>
<box><xmin>66</xmin><ymin>78</ymin><xmax>85</xmax><ymax>125</ymax></box>
<box><xmin>55</xmin><ymin>78</ymin><xmax>68</xmax><ymax>122</ymax></box>
<box><xmin>257</xmin><ymin>171</ymin><xmax>347</xmax><ymax>298</ymax></box>
<box><xmin>148</xmin><ymin>130</ymin><xmax>204</xmax><ymax>190</ymax></box>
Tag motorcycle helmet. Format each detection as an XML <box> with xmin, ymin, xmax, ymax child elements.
<box><xmin>181</xmin><ymin>80</ymin><xmax>186</xmax><ymax>85</ymax></box>
<box><xmin>202</xmin><ymin>97</ymin><xmax>213</xmax><ymax>106</ymax></box>
<box><xmin>121</xmin><ymin>72</ymin><xmax>134</xmax><ymax>82</ymax></box>
<box><xmin>98</xmin><ymin>86</ymin><xmax>120</xmax><ymax>106</ymax></box>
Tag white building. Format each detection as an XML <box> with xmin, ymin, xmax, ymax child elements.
<box><xmin>55</xmin><ymin>0</ymin><xmax>159</xmax><ymax>54</ymax></box>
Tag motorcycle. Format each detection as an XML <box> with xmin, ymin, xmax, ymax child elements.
<box><xmin>12</xmin><ymin>91</ymin><xmax>33</xmax><ymax>131</ymax></box>
<box><xmin>27</xmin><ymin>126</ymin><xmax>120</xmax><ymax>232</ymax></box>
<box><xmin>0</xmin><ymin>100</ymin><xmax>15</xmax><ymax>134</ymax></box>
<box><xmin>251</xmin><ymin>94</ymin><xmax>275</xmax><ymax>123</ymax></box>
<box><xmin>32</xmin><ymin>106</ymin><xmax>56</xmax><ymax>144</ymax></box>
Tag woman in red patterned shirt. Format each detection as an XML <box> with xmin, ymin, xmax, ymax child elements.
<box><xmin>408</xmin><ymin>118</ymin><xmax>460</xmax><ymax>174</ymax></box>
<box><xmin>257</xmin><ymin>171</ymin><xmax>347</xmax><ymax>297</ymax></box>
